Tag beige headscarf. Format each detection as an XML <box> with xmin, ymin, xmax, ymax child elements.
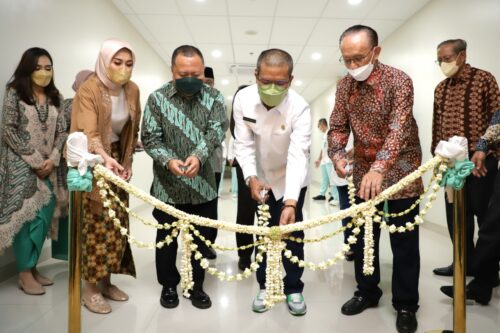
<box><xmin>95</xmin><ymin>38</ymin><xmax>135</xmax><ymax>91</ymax></box>
<box><xmin>71</xmin><ymin>70</ymin><xmax>93</xmax><ymax>92</ymax></box>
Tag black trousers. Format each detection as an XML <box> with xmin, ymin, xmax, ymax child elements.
<box><xmin>153</xmin><ymin>199</ymin><xmax>217</xmax><ymax>289</ymax></box>
<box><xmin>256</xmin><ymin>187</ymin><xmax>307</xmax><ymax>295</ymax></box>
<box><xmin>473</xmin><ymin>169</ymin><xmax>500</xmax><ymax>287</ymax></box>
<box><xmin>234</xmin><ymin>162</ymin><xmax>258</xmax><ymax>258</ymax></box>
<box><xmin>444</xmin><ymin>154</ymin><xmax>498</xmax><ymax>267</ymax></box>
<box><xmin>353</xmin><ymin>197</ymin><xmax>420</xmax><ymax>312</ymax></box>
<box><xmin>337</xmin><ymin>185</ymin><xmax>352</xmax><ymax>243</ymax></box>
<box><xmin>205</xmin><ymin>172</ymin><xmax>222</xmax><ymax>244</ymax></box>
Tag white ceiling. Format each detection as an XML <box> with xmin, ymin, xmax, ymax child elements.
<box><xmin>112</xmin><ymin>0</ymin><xmax>432</xmax><ymax>103</ymax></box>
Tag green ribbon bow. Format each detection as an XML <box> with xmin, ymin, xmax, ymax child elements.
<box><xmin>67</xmin><ymin>168</ymin><xmax>93</xmax><ymax>192</ymax></box>
<box><xmin>439</xmin><ymin>159</ymin><xmax>475</xmax><ymax>190</ymax></box>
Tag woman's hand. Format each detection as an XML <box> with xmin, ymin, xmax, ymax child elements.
<box><xmin>104</xmin><ymin>156</ymin><xmax>125</xmax><ymax>177</ymax></box>
<box><xmin>121</xmin><ymin>167</ymin><xmax>133</xmax><ymax>181</ymax></box>
<box><xmin>35</xmin><ymin>159</ymin><xmax>55</xmax><ymax>179</ymax></box>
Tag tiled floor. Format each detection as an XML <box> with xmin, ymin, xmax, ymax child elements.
<box><xmin>0</xmin><ymin>182</ymin><xmax>499</xmax><ymax>333</ymax></box>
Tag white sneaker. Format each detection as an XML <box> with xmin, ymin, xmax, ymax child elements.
<box><xmin>252</xmin><ymin>289</ymin><xmax>268</xmax><ymax>313</ymax></box>
<box><xmin>287</xmin><ymin>293</ymin><xmax>307</xmax><ymax>316</ymax></box>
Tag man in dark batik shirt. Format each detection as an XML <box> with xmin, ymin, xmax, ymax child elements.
<box><xmin>441</xmin><ymin>110</ymin><xmax>500</xmax><ymax>305</ymax></box>
<box><xmin>431</xmin><ymin>39</ymin><xmax>500</xmax><ymax>278</ymax></box>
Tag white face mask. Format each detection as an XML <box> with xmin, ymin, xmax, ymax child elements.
<box><xmin>440</xmin><ymin>60</ymin><xmax>460</xmax><ymax>78</ymax></box>
<box><xmin>347</xmin><ymin>50</ymin><xmax>375</xmax><ymax>81</ymax></box>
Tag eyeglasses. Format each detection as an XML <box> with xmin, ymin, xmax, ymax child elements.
<box><xmin>435</xmin><ymin>53</ymin><xmax>460</xmax><ymax>66</ymax></box>
<box><xmin>256</xmin><ymin>76</ymin><xmax>290</xmax><ymax>87</ymax></box>
<box><xmin>339</xmin><ymin>49</ymin><xmax>374</xmax><ymax>66</ymax></box>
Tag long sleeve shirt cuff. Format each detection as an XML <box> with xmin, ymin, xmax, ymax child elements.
<box><xmin>370</xmin><ymin>161</ymin><xmax>387</xmax><ymax>174</ymax></box>
<box><xmin>241</xmin><ymin>163</ymin><xmax>257</xmax><ymax>182</ymax></box>
<box><xmin>22</xmin><ymin>151</ymin><xmax>45</xmax><ymax>169</ymax></box>
<box><xmin>190</xmin><ymin>149</ymin><xmax>208</xmax><ymax>165</ymax></box>
<box><xmin>49</xmin><ymin>148</ymin><xmax>61</xmax><ymax>167</ymax></box>
<box><xmin>283</xmin><ymin>185</ymin><xmax>300</xmax><ymax>202</ymax></box>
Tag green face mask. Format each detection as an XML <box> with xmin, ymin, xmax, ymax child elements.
<box><xmin>175</xmin><ymin>77</ymin><xmax>203</xmax><ymax>96</ymax></box>
<box><xmin>258</xmin><ymin>83</ymin><xmax>288</xmax><ymax>107</ymax></box>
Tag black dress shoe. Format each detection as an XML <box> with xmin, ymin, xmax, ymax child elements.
<box><xmin>440</xmin><ymin>284</ymin><xmax>491</xmax><ymax>305</ymax></box>
<box><xmin>160</xmin><ymin>287</ymin><xmax>179</xmax><ymax>308</ymax></box>
<box><xmin>345</xmin><ymin>251</ymin><xmax>355</xmax><ymax>262</ymax></box>
<box><xmin>204</xmin><ymin>247</ymin><xmax>217</xmax><ymax>259</ymax></box>
<box><xmin>433</xmin><ymin>264</ymin><xmax>474</xmax><ymax>276</ymax></box>
<box><xmin>187</xmin><ymin>289</ymin><xmax>212</xmax><ymax>309</ymax></box>
<box><xmin>238</xmin><ymin>256</ymin><xmax>251</xmax><ymax>271</ymax></box>
<box><xmin>396</xmin><ymin>309</ymin><xmax>417</xmax><ymax>333</ymax></box>
<box><xmin>312</xmin><ymin>195</ymin><xmax>326</xmax><ymax>200</ymax></box>
<box><xmin>433</xmin><ymin>264</ymin><xmax>453</xmax><ymax>276</ymax></box>
<box><xmin>341</xmin><ymin>296</ymin><xmax>378</xmax><ymax>315</ymax></box>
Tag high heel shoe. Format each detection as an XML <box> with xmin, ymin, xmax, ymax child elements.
<box><xmin>18</xmin><ymin>279</ymin><xmax>45</xmax><ymax>295</ymax></box>
<box><xmin>33</xmin><ymin>270</ymin><xmax>54</xmax><ymax>286</ymax></box>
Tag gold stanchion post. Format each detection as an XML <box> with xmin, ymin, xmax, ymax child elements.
<box><xmin>427</xmin><ymin>188</ymin><xmax>466</xmax><ymax>333</ymax></box>
<box><xmin>452</xmin><ymin>188</ymin><xmax>466</xmax><ymax>333</ymax></box>
<box><xmin>68</xmin><ymin>191</ymin><xmax>82</xmax><ymax>333</ymax></box>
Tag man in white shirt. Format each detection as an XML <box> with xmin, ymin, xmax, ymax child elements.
<box><xmin>313</xmin><ymin>118</ymin><xmax>339</xmax><ymax>205</ymax></box>
<box><xmin>233</xmin><ymin>48</ymin><xmax>311</xmax><ymax>316</ymax></box>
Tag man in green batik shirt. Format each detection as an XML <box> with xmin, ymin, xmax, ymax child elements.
<box><xmin>141</xmin><ymin>45</ymin><xmax>227</xmax><ymax>311</ymax></box>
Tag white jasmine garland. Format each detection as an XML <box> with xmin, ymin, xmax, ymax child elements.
<box><xmin>91</xmin><ymin>155</ymin><xmax>449</xmax><ymax>307</ymax></box>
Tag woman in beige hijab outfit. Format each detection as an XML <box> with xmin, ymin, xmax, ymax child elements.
<box><xmin>70</xmin><ymin>39</ymin><xmax>141</xmax><ymax>314</ymax></box>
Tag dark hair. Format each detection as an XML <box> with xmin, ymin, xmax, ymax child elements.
<box><xmin>230</xmin><ymin>85</ymin><xmax>250</xmax><ymax>139</ymax></box>
<box><xmin>339</xmin><ymin>25</ymin><xmax>379</xmax><ymax>48</ymax></box>
<box><xmin>437</xmin><ymin>39</ymin><xmax>467</xmax><ymax>54</ymax></box>
<box><xmin>171</xmin><ymin>45</ymin><xmax>204</xmax><ymax>66</ymax></box>
<box><xmin>7</xmin><ymin>47</ymin><xmax>60</xmax><ymax>107</ymax></box>
<box><xmin>318</xmin><ymin>118</ymin><xmax>328</xmax><ymax>127</ymax></box>
<box><xmin>204</xmin><ymin>66</ymin><xmax>214</xmax><ymax>79</ymax></box>
<box><xmin>256</xmin><ymin>48</ymin><xmax>294</xmax><ymax>76</ymax></box>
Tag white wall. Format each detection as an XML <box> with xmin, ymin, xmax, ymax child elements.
<box><xmin>0</xmin><ymin>0</ymin><xmax>169</xmax><ymax>277</ymax></box>
<box><xmin>309</xmin><ymin>0</ymin><xmax>500</xmax><ymax>227</ymax></box>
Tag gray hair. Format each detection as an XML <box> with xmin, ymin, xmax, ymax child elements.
<box><xmin>256</xmin><ymin>48</ymin><xmax>293</xmax><ymax>76</ymax></box>
<box><xmin>437</xmin><ymin>39</ymin><xmax>467</xmax><ymax>54</ymax></box>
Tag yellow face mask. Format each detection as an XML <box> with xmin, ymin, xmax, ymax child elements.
<box><xmin>31</xmin><ymin>69</ymin><xmax>53</xmax><ymax>87</ymax></box>
<box><xmin>107</xmin><ymin>68</ymin><xmax>132</xmax><ymax>86</ymax></box>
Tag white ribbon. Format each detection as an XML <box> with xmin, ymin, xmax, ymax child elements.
<box><xmin>434</xmin><ymin>136</ymin><xmax>468</xmax><ymax>162</ymax></box>
<box><xmin>66</xmin><ymin>132</ymin><xmax>103</xmax><ymax>175</ymax></box>
<box><xmin>434</xmin><ymin>136</ymin><xmax>469</xmax><ymax>203</ymax></box>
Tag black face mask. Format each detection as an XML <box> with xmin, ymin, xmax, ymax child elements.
<box><xmin>175</xmin><ymin>77</ymin><xmax>203</xmax><ymax>96</ymax></box>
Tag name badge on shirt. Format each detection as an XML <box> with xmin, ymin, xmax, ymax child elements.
<box><xmin>243</xmin><ymin>116</ymin><xmax>256</xmax><ymax>123</ymax></box>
